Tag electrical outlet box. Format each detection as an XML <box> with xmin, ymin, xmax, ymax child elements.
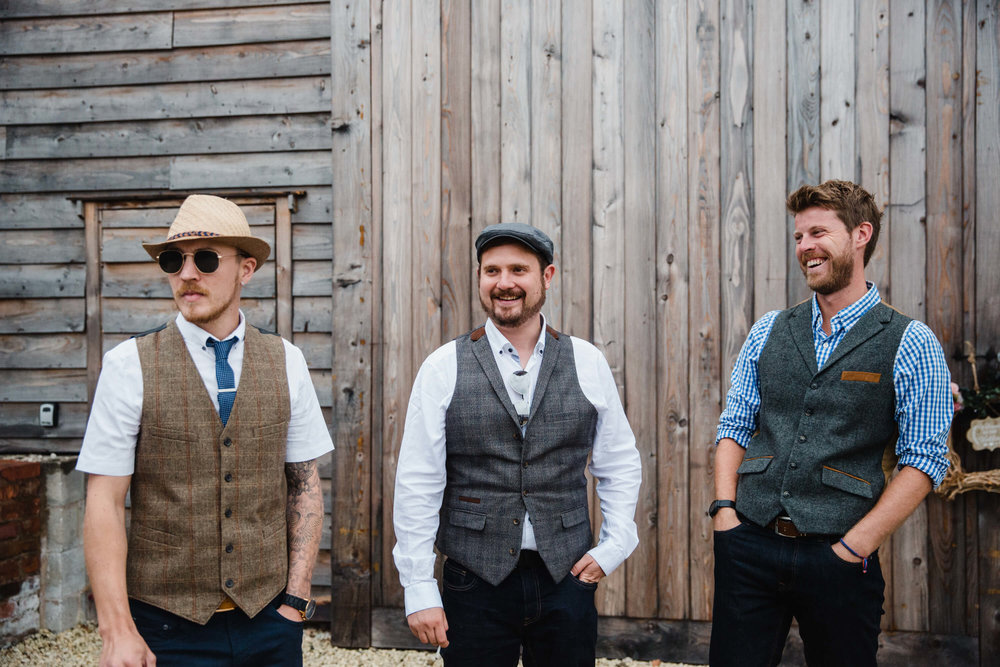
<box><xmin>39</xmin><ymin>403</ymin><xmax>58</xmax><ymax>428</ymax></box>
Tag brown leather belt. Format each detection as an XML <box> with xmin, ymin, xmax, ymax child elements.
<box><xmin>766</xmin><ymin>516</ymin><xmax>810</xmax><ymax>538</ymax></box>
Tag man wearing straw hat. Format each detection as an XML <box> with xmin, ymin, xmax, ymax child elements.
<box><xmin>78</xmin><ymin>195</ymin><xmax>333</xmax><ymax>666</ymax></box>
<box><xmin>392</xmin><ymin>223</ymin><xmax>642</xmax><ymax>665</ymax></box>
<box><xmin>709</xmin><ymin>180</ymin><xmax>953</xmax><ymax>666</ymax></box>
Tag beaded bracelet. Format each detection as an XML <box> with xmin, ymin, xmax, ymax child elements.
<box><xmin>839</xmin><ymin>538</ymin><xmax>868</xmax><ymax>574</ymax></box>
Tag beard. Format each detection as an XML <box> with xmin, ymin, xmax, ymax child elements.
<box><xmin>801</xmin><ymin>247</ymin><xmax>854</xmax><ymax>295</ymax></box>
<box><xmin>174</xmin><ymin>275</ymin><xmax>241</xmax><ymax>326</ymax></box>
<box><xmin>480</xmin><ymin>285</ymin><xmax>546</xmax><ymax>328</ymax></box>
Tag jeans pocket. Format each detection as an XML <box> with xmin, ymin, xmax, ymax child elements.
<box><xmin>568</xmin><ymin>574</ymin><xmax>598</xmax><ymax>591</ymax></box>
<box><xmin>442</xmin><ymin>559</ymin><xmax>481</xmax><ymax>592</ymax></box>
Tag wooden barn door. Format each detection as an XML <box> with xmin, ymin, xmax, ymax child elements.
<box><xmin>83</xmin><ymin>196</ymin><xmax>292</xmax><ymax>403</ymax></box>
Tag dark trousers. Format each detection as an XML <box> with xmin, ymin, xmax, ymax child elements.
<box><xmin>129</xmin><ymin>595</ymin><xmax>303</xmax><ymax>667</ymax></box>
<box><xmin>441</xmin><ymin>551</ymin><xmax>598</xmax><ymax>667</ymax></box>
<box><xmin>709</xmin><ymin>519</ymin><xmax>884</xmax><ymax>667</ymax></box>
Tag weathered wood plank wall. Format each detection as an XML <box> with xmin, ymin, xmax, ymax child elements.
<box><xmin>2</xmin><ymin>0</ymin><xmax>999</xmax><ymax>661</ymax></box>
<box><xmin>0</xmin><ymin>0</ymin><xmax>337</xmax><ymax>618</ymax></box>
<box><xmin>325</xmin><ymin>0</ymin><xmax>998</xmax><ymax>657</ymax></box>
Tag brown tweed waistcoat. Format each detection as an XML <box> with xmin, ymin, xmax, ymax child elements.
<box><xmin>129</xmin><ymin>321</ymin><xmax>290</xmax><ymax>624</ymax></box>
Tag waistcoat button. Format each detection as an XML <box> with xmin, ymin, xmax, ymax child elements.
<box><xmin>798</xmin><ymin>435</ymin><xmax>806</xmax><ymax>442</ymax></box>
<box><xmin>509</xmin><ymin>548</ymin><xmax>516</xmax><ymax>555</ymax></box>
<box><xmin>226</xmin><ymin>544</ymin><xmax>234</xmax><ymax>553</ymax></box>
<box><xmin>804</xmin><ymin>408</ymin><xmax>813</xmax><ymax>416</ymax></box>
<box><xmin>513</xmin><ymin>518</ymin><xmax>519</xmax><ymax>525</ymax></box>
<box><xmin>810</xmin><ymin>382</ymin><xmax>818</xmax><ymax>389</ymax></box>
<box><xmin>224</xmin><ymin>438</ymin><xmax>232</xmax><ymax>447</ymax></box>
<box><xmin>224</xmin><ymin>473</ymin><xmax>232</xmax><ymax>482</ymax></box>
<box><xmin>790</xmin><ymin>462</ymin><xmax>798</xmax><ymax>469</ymax></box>
<box><xmin>225</xmin><ymin>579</ymin><xmax>234</xmax><ymax>588</ymax></box>
<box><xmin>224</xmin><ymin>508</ymin><xmax>232</xmax><ymax>518</ymax></box>
<box><xmin>522</xmin><ymin>490</ymin><xmax>529</xmax><ymax>496</ymax></box>
<box><xmin>782</xmin><ymin>491</ymin><xmax>790</xmax><ymax>498</ymax></box>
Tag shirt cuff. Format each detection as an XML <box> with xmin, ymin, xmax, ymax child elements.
<box><xmin>715</xmin><ymin>426</ymin><xmax>751</xmax><ymax>448</ymax></box>
<box><xmin>587</xmin><ymin>541</ymin><xmax>625</xmax><ymax>578</ymax></box>
<box><xmin>403</xmin><ymin>580</ymin><xmax>443</xmax><ymax>617</ymax></box>
<box><xmin>897</xmin><ymin>452</ymin><xmax>951</xmax><ymax>489</ymax></box>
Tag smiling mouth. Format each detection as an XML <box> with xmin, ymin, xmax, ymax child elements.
<box><xmin>805</xmin><ymin>257</ymin><xmax>826</xmax><ymax>269</ymax></box>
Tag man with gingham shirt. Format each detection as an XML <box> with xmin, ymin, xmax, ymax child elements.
<box><xmin>709</xmin><ymin>180</ymin><xmax>953</xmax><ymax>666</ymax></box>
<box><xmin>392</xmin><ymin>223</ymin><xmax>642</xmax><ymax>666</ymax></box>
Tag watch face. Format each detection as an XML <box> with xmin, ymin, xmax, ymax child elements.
<box><xmin>304</xmin><ymin>599</ymin><xmax>316</xmax><ymax>620</ymax></box>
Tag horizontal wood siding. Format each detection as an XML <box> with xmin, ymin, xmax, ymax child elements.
<box><xmin>0</xmin><ymin>0</ymin><xmax>334</xmax><ymax>613</ymax></box>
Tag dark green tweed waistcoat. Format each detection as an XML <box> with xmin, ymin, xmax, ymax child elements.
<box><xmin>735</xmin><ymin>301</ymin><xmax>910</xmax><ymax>535</ymax></box>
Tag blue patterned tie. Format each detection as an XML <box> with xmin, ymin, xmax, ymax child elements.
<box><xmin>207</xmin><ymin>336</ymin><xmax>238</xmax><ymax>426</ymax></box>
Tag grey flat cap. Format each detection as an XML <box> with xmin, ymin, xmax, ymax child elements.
<box><xmin>475</xmin><ymin>223</ymin><xmax>554</xmax><ymax>266</ymax></box>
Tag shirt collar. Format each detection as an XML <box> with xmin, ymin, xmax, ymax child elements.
<box><xmin>175</xmin><ymin>310</ymin><xmax>246</xmax><ymax>347</ymax></box>
<box><xmin>811</xmin><ymin>282</ymin><xmax>880</xmax><ymax>334</ymax></box>
<box><xmin>484</xmin><ymin>314</ymin><xmax>548</xmax><ymax>360</ymax></box>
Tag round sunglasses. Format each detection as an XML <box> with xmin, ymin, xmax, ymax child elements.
<box><xmin>156</xmin><ymin>249</ymin><xmax>242</xmax><ymax>274</ymax></box>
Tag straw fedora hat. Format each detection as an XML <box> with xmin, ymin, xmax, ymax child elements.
<box><xmin>142</xmin><ymin>195</ymin><xmax>271</xmax><ymax>271</ymax></box>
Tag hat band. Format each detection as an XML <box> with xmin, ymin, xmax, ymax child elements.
<box><xmin>165</xmin><ymin>231</ymin><xmax>224</xmax><ymax>241</ymax></box>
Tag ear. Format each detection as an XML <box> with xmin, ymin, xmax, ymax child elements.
<box><xmin>854</xmin><ymin>221</ymin><xmax>873</xmax><ymax>250</ymax></box>
<box><xmin>239</xmin><ymin>256</ymin><xmax>257</xmax><ymax>285</ymax></box>
<box><xmin>542</xmin><ymin>263</ymin><xmax>556</xmax><ymax>288</ymax></box>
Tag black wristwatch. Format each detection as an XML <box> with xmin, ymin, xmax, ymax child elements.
<box><xmin>708</xmin><ymin>499</ymin><xmax>737</xmax><ymax>518</ymax></box>
<box><xmin>281</xmin><ymin>593</ymin><xmax>316</xmax><ymax>620</ymax></box>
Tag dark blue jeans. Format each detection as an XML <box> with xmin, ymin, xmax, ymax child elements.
<box><xmin>710</xmin><ymin>519</ymin><xmax>884</xmax><ymax>667</ymax></box>
<box><xmin>129</xmin><ymin>595</ymin><xmax>303</xmax><ymax>666</ymax></box>
<box><xmin>441</xmin><ymin>551</ymin><xmax>598</xmax><ymax>666</ymax></box>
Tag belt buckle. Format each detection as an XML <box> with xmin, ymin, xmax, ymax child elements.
<box><xmin>774</xmin><ymin>516</ymin><xmax>797</xmax><ymax>538</ymax></box>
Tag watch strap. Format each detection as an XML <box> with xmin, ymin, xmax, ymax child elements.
<box><xmin>709</xmin><ymin>499</ymin><xmax>737</xmax><ymax>518</ymax></box>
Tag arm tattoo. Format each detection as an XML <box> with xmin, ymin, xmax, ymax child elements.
<box><xmin>284</xmin><ymin>459</ymin><xmax>323</xmax><ymax>597</ymax></box>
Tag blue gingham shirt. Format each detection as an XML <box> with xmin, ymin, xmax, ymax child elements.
<box><xmin>716</xmin><ymin>283</ymin><xmax>952</xmax><ymax>486</ymax></box>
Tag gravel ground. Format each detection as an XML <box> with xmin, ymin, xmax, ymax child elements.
<box><xmin>1</xmin><ymin>625</ymin><xmax>696</xmax><ymax>666</ymax></box>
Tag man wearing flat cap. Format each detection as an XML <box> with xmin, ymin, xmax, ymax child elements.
<box><xmin>392</xmin><ymin>223</ymin><xmax>642</xmax><ymax>665</ymax></box>
<box><xmin>78</xmin><ymin>195</ymin><xmax>333</xmax><ymax>666</ymax></box>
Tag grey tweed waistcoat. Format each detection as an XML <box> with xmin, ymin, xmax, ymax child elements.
<box><xmin>436</xmin><ymin>325</ymin><xmax>599</xmax><ymax>586</ymax></box>
<box><xmin>131</xmin><ymin>322</ymin><xmax>290</xmax><ymax>624</ymax></box>
<box><xmin>735</xmin><ymin>300</ymin><xmax>910</xmax><ymax>535</ymax></box>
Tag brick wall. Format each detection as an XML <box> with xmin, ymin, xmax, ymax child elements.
<box><xmin>0</xmin><ymin>460</ymin><xmax>42</xmax><ymax>646</ymax></box>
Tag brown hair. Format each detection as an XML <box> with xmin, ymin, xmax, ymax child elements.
<box><xmin>786</xmin><ymin>180</ymin><xmax>883</xmax><ymax>266</ymax></box>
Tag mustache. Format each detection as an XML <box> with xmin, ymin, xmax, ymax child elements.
<box><xmin>491</xmin><ymin>289</ymin><xmax>526</xmax><ymax>299</ymax></box>
<box><xmin>175</xmin><ymin>282</ymin><xmax>208</xmax><ymax>298</ymax></box>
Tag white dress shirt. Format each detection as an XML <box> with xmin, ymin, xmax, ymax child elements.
<box><xmin>392</xmin><ymin>316</ymin><xmax>642</xmax><ymax>616</ymax></box>
<box><xmin>77</xmin><ymin>311</ymin><xmax>333</xmax><ymax>476</ymax></box>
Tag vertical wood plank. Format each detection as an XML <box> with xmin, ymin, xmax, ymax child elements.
<box><xmin>687</xmin><ymin>0</ymin><xmax>721</xmax><ymax>622</ymax></box>
<box><xmin>785</xmin><ymin>0</ymin><xmax>820</xmax><ymax>307</ymax></box>
<box><xmin>656</xmin><ymin>0</ymin><xmax>690</xmax><ymax>620</ymax></box>
<box><xmin>924</xmin><ymin>0</ymin><xmax>966</xmax><ymax>637</ymax></box>
<box><xmin>411</xmin><ymin>0</ymin><xmax>442</xmax><ymax>355</ymax></box>
<box><xmin>719</xmin><ymin>0</ymin><xmax>753</xmax><ymax>395</ymax></box>
<box><xmin>500</xmin><ymin>0</ymin><xmax>532</xmax><ymax>224</ymax></box>
<box><xmin>560</xmin><ymin>0</ymin><xmax>592</xmax><ymax>340</ymax></box>
<box><xmin>975</xmin><ymin>0</ymin><xmax>1000</xmax><ymax>658</ymax></box>
<box><xmin>379</xmin><ymin>0</ymin><xmax>413</xmax><ymax>609</ymax></box>
<box><xmin>470</xmin><ymin>0</ymin><xmax>501</xmax><ymax>318</ymax></box>
<box><xmin>275</xmin><ymin>202</ymin><xmax>292</xmax><ymax>340</ymax></box>
<box><xmin>889</xmin><ymin>0</ymin><xmax>929</xmax><ymax>632</ymax></box>
<box><xmin>857</xmin><ymin>0</ymin><xmax>891</xmax><ymax>290</ymax></box>
<box><xmin>441</xmin><ymin>0</ymin><xmax>473</xmax><ymax>339</ymax></box>
<box><xmin>329</xmin><ymin>0</ymin><xmax>373</xmax><ymax>646</ymax></box>
<box><xmin>591</xmin><ymin>0</ymin><xmax>627</xmax><ymax>617</ymax></box>
<box><xmin>819</xmin><ymin>0</ymin><xmax>857</xmax><ymax>181</ymax></box>
<box><xmin>369</xmin><ymin>0</ymin><xmax>387</xmax><ymax>609</ymax></box>
<box><xmin>622</xmin><ymin>0</ymin><xmax>657</xmax><ymax>619</ymax></box>
<box><xmin>529</xmin><ymin>0</ymin><xmax>562</xmax><ymax>329</ymax></box>
<box><xmin>961</xmin><ymin>0</ymin><xmax>979</xmax><ymax>639</ymax></box>
<box><xmin>752</xmin><ymin>0</ymin><xmax>786</xmax><ymax>318</ymax></box>
<box><xmin>85</xmin><ymin>202</ymin><xmax>101</xmax><ymax>404</ymax></box>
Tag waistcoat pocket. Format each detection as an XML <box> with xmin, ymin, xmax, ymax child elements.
<box><xmin>561</xmin><ymin>505</ymin><xmax>589</xmax><ymax>528</ymax></box>
<box><xmin>736</xmin><ymin>455</ymin><xmax>773</xmax><ymax>475</ymax></box>
<box><xmin>821</xmin><ymin>465</ymin><xmax>874</xmax><ymax>498</ymax></box>
<box><xmin>130</xmin><ymin>522</ymin><xmax>183</xmax><ymax>549</ymax></box>
<box><xmin>448</xmin><ymin>508</ymin><xmax>487</xmax><ymax>531</ymax></box>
